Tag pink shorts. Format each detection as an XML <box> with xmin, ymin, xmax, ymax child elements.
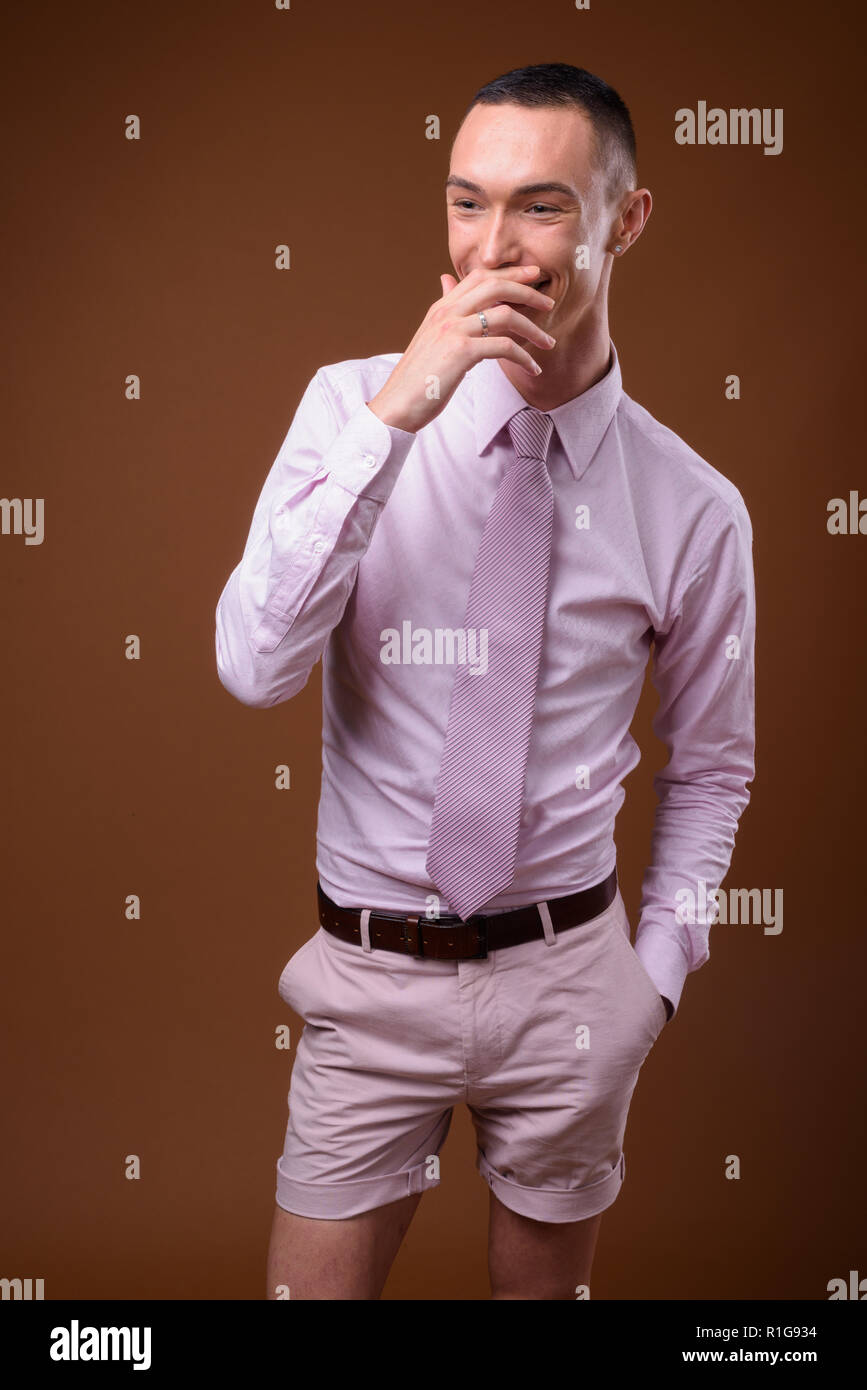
<box><xmin>275</xmin><ymin>883</ymin><xmax>667</xmax><ymax>1224</ymax></box>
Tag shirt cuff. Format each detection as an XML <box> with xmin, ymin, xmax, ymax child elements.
<box><xmin>327</xmin><ymin>401</ymin><xmax>417</xmax><ymax>504</ymax></box>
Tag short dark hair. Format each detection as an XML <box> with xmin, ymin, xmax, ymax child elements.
<box><xmin>458</xmin><ymin>62</ymin><xmax>637</xmax><ymax>206</ymax></box>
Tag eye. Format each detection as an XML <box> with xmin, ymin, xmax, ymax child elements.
<box><xmin>450</xmin><ymin>199</ymin><xmax>560</xmax><ymax>213</ymax></box>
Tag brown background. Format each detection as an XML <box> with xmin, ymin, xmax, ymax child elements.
<box><xmin>2</xmin><ymin>0</ymin><xmax>865</xmax><ymax>1300</ymax></box>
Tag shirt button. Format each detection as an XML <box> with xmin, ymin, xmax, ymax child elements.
<box><xmin>313</xmin><ymin>541</ymin><xmax>325</xmax><ymax>553</ymax></box>
<box><xmin>363</xmin><ymin>454</ymin><xmax>377</xmax><ymax>468</ymax></box>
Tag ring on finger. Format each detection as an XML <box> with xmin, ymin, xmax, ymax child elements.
<box><xmin>478</xmin><ymin>310</ymin><xmax>489</xmax><ymax>337</ymax></box>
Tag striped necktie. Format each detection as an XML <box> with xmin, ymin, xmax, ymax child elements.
<box><xmin>425</xmin><ymin>406</ymin><xmax>555</xmax><ymax>920</ymax></box>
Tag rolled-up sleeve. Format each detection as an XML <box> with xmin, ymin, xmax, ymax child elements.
<box><xmin>634</xmin><ymin>494</ymin><xmax>757</xmax><ymax>1016</ymax></box>
<box><xmin>215</xmin><ymin>367</ymin><xmax>416</xmax><ymax>708</ymax></box>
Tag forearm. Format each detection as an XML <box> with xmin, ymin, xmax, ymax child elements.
<box><xmin>215</xmin><ymin>381</ymin><xmax>415</xmax><ymax>708</ymax></box>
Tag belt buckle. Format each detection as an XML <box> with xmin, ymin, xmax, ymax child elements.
<box><xmin>401</xmin><ymin>913</ymin><xmax>488</xmax><ymax>959</ymax></box>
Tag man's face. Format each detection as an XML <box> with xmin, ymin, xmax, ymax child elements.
<box><xmin>446</xmin><ymin>102</ymin><xmax>615</xmax><ymax>347</ymax></box>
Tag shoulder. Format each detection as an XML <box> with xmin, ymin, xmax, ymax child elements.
<box><xmin>618</xmin><ymin>392</ymin><xmax>752</xmax><ymax>540</ymax></box>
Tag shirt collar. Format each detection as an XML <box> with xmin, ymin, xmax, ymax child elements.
<box><xmin>471</xmin><ymin>338</ymin><xmax>623</xmax><ymax>481</ymax></box>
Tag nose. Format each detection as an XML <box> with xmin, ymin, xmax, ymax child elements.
<box><xmin>476</xmin><ymin>210</ymin><xmax>522</xmax><ymax>269</ymax></box>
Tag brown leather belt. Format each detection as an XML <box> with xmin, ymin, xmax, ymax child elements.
<box><xmin>316</xmin><ymin>867</ymin><xmax>618</xmax><ymax>960</ymax></box>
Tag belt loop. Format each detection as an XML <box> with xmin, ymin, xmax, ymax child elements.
<box><xmin>537</xmin><ymin>900</ymin><xmax>556</xmax><ymax>946</ymax></box>
<box><xmin>359</xmin><ymin>908</ymin><xmax>372</xmax><ymax>953</ymax></box>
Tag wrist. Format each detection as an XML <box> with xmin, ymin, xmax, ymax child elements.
<box><xmin>366</xmin><ymin>394</ymin><xmax>417</xmax><ymax>434</ymax></box>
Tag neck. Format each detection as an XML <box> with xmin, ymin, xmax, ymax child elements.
<box><xmin>497</xmin><ymin>304</ymin><xmax>612</xmax><ymax>410</ymax></box>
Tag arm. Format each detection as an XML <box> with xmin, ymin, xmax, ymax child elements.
<box><xmin>634</xmin><ymin>495</ymin><xmax>756</xmax><ymax>1019</ymax></box>
<box><xmin>214</xmin><ymin>368</ymin><xmax>416</xmax><ymax>708</ymax></box>
<box><xmin>215</xmin><ymin>266</ymin><xmax>557</xmax><ymax>709</ymax></box>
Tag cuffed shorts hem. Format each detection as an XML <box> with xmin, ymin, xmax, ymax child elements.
<box><xmin>275</xmin><ymin>1155</ymin><xmax>439</xmax><ymax>1221</ymax></box>
<box><xmin>477</xmin><ymin>1150</ymin><xmax>626</xmax><ymax>1224</ymax></box>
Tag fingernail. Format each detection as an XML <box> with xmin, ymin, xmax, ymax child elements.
<box><xmin>533</xmin><ymin>362</ymin><xmax>542</xmax><ymax>374</ymax></box>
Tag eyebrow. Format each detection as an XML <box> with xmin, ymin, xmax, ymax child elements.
<box><xmin>446</xmin><ymin>176</ymin><xmax>579</xmax><ymax>200</ymax></box>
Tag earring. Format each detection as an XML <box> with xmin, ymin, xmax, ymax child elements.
<box><xmin>614</xmin><ymin>244</ymin><xmax>623</xmax><ymax>253</ymax></box>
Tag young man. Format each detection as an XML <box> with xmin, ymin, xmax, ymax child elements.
<box><xmin>215</xmin><ymin>63</ymin><xmax>756</xmax><ymax>1300</ymax></box>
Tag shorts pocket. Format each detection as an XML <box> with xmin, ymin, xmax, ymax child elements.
<box><xmin>629</xmin><ymin>944</ymin><xmax>668</xmax><ymax>1034</ymax></box>
<box><xmin>277</xmin><ymin>933</ymin><xmax>319</xmax><ymax>1010</ymax></box>
<box><xmin>609</xmin><ymin>904</ymin><xmax>667</xmax><ymax>1037</ymax></box>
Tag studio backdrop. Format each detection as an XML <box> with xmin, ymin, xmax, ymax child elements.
<box><xmin>2</xmin><ymin>0</ymin><xmax>865</xmax><ymax>1300</ymax></box>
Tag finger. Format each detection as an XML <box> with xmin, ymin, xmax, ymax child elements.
<box><xmin>440</xmin><ymin>273</ymin><xmax>458</xmax><ymax>296</ymax></box>
<box><xmin>467</xmin><ymin>303</ymin><xmax>555</xmax><ymax>350</ymax></box>
<box><xmin>464</xmin><ymin>272</ymin><xmax>555</xmax><ymax>316</ymax></box>
<box><xmin>450</xmin><ymin>264</ymin><xmax>542</xmax><ymax>305</ymax></box>
<box><xmin>469</xmin><ymin>335</ymin><xmax>543</xmax><ymax>377</ymax></box>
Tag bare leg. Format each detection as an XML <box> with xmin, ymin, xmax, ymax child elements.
<box><xmin>487</xmin><ymin>1189</ymin><xmax>603</xmax><ymax>1299</ymax></box>
<box><xmin>265</xmin><ymin>1192</ymin><xmax>423</xmax><ymax>1300</ymax></box>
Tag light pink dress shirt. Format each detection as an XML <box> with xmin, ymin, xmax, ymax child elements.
<box><xmin>215</xmin><ymin>341</ymin><xmax>756</xmax><ymax>1015</ymax></box>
